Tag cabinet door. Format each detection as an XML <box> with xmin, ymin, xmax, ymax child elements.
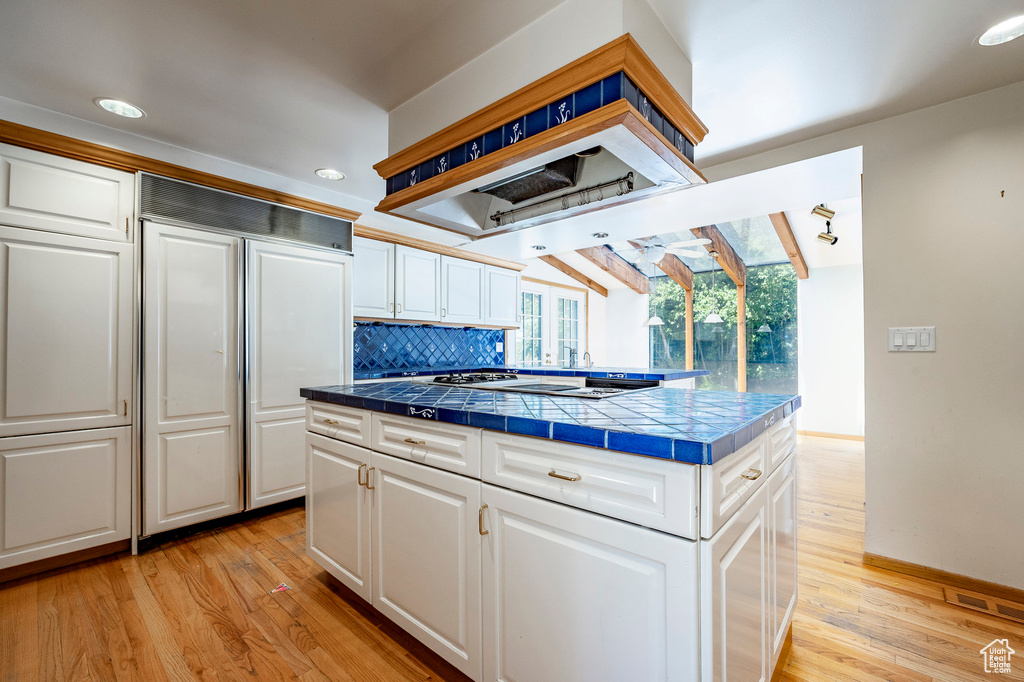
<box><xmin>768</xmin><ymin>454</ymin><xmax>798</xmax><ymax>669</ymax></box>
<box><xmin>248</xmin><ymin>241</ymin><xmax>350</xmax><ymax>509</ymax></box>
<box><xmin>484</xmin><ymin>266</ymin><xmax>520</xmax><ymax>327</ymax></box>
<box><xmin>0</xmin><ymin>143</ymin><xmax>135</xmax><ymax>242</ymax></box>
<box><xmin>143</xmin><ymin>222</ymin><xmax>241</xmax><ymax>535</ymax></box>
<box><xmin>0</xmin><ymin>426</ymin><xmax>130</xmax><ymax>569</ymax></box>
<box><xmin>0</xmin><ymin>226</ymin><xmax>133</xmax><ymax>437</ymax></box>
<box><xmin>395</xmin><ymin>245</ymin><xmax>441</xmax><ymax>321</ymax></box>
<box><xmin>441</xmin><ymin>256</ymin><xmax>485</xmax><ymax>325</ymax></box>
<box><xmin>306</xmin><ymin>433</ymin><xmax>372</xmax><ymax>602</ymax></box>
<box><xmin>481</xmin><ymin>483</ymin><xmax>699</xmax><ymax>682</ymax></box>
<box><xmin>371</xmin><ymin>452</ymin><xmax>482</xmax><ymax>680</ymax></box>
<box><xmin>701</xmin><ymin>485</ymin><xmax>768</xmax><ymax>682</ymax></box>
<box><xmin>352</xmin><ymin>237</ymin><xmax>394</xmax><ymax>318</ymax></box>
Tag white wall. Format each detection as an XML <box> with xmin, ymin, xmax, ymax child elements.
<box><xmin>706</xmin><ymin>80</ymin><xmax>1024</xmax><ymax>590</ymax></box>
<box><xmin>798</xmin><ymin>264</ymin><xmax>864</xmax><ymax>437</ymax></box>
<box><xmin>604</xmin><ymin>289</ymin><xmax>650</xmax><ymax>367</ymax></box>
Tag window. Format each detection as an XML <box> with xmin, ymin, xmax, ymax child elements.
<box><xmin>517</xmin><ymin>291</ymin><xmax>544</xmax><ymax>365</ymax></box>
<box><xmin>515</xmin><ymin>281</ymin><xmax>586</xmax><ymax>367</ymax></box>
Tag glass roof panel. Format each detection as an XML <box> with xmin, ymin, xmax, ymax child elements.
<box><xmin>713</xmin><ymin>215</ymin><xmax>790</xmax><ymax>268</ymax></box>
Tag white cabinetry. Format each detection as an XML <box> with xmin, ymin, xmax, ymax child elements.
<box><xmin>0</xmin><ymin>226</ymin><xmax>133</xmax><ymax>437</ymax></box>
<box><xmin>395</xmin><ymin>245</ymin><xmax>441</xmax><ymax>321</ymax></box>
<box><xmin>441</xmin><ymin>256</ymin><xmax>485</xmax><ymax>324</ymax></box>
<box><xmin>768</xmin><ymin>453</ymin><xmax>798</xmax><ymax>669</ymax></box>
<box><xmin>0</xmin><ymin>143</ymin><xmax>135</xmax><ymax>242</ymax></box>
<box><xmin>484</xmin><ymin>265</ymin><xmax>521</xmax><ymax>327</ymax></box>
<box><xmin>143</xmin><ymin>223</ymin><xmax>241</xmax><ymax>535</ymax></box>
<box><xmin>702</xmin><ymin>485</ymin><xmax>769</xmax><ymax>682</ymax></box>
<box><xmin>247</xmin><ymin>240</ymin><xmax>349</xmax><ymax>508</ymax></box>
<box><xmin>0</xmin><ymin>426</ymin><xmax>131</xmax><ymax>569</ymax></box>
<box><xmin>352</xmin><ymin>236</ymin><xmax>395</xmax><ymax>318</ymax></box>
<box><xmin>481</xmin><ymin>483</ymin><xmax>699</xmax><ymax>682</ymax></box>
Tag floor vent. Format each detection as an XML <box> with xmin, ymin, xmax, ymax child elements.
<box><xmin>943</xmin><ymin>587</ymin><xmax>1024</xmax><ymax>624</ymax></box>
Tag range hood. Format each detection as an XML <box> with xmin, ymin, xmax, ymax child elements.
<box><xmin>373</xmin><ymin>34</ymin><xmax>708</xmax><ymax>239</ymax></box>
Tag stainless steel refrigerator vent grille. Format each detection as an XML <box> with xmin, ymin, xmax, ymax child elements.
<box><xmin>139</xmin><ymin>173</ymin><xmax>352</xmax><ymax>252</ymax></box>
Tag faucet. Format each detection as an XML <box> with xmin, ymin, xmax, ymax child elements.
<box><xmin>582</xmin><ymin>351</ymin><xmax>593</xmax><ymax>368</ymax></box>
<box><xmin>566</xmin><ymin>346</ymin><xmax>578</xmax><ymax>368</ymax></box>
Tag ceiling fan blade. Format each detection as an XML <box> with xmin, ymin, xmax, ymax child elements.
<box><xmin>666</xmin><ymin>248</ymin><xmax>709</xmax><ymax>258</ymax></box>
<box><xmin>665</xmin><ymin>238</ymin><xmax>712</xmax><ymax>247</ymax></box>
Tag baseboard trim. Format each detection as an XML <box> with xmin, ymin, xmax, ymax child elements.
<box><xmin>863</xmin><ymin>552</ymin><xmax>1024</xmax><ymax>605</ymax></box>
<box><xmin>770</xmin><ymin>623</ymin><xmax>794</xmax><ymax>682</ymax></box>
<box><xmin>797</xmin><ymin>430</ymin><xmax>865</xmax><ymax>441</ymax></box>
<box><xmin>0</xmin><ymin>539</ymin><xmax>130</xmax><ymax>585</ymax></box>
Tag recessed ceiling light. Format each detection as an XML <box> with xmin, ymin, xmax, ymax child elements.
<box><xmin>94</xmin><ymin>98</ymin><xmax>145</xmax><ymax>118</ymax></box>
<box><xmin>315</xmin><ymin>168</ymin><xmax>346</xmax><ymax>181</ymax></box>
<box><xmin>591</xmin><ymin>232</ymin><xmax>609</xmax><ymax>239</ymax></box>
<box><xmin>980</xmin><ymin>14</ymin><xmax>1024</xmax><ymax>46</ymax></box>
<box><xmin>530</xmin><ymin>245</ymin><xmax>546</xmax><ymax>251</ymax></box>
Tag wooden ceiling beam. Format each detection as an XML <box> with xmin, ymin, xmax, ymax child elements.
<box><xmin>575</xmin><ymin>245</ymin><xmax>648</xmax><ymax>294</ymax></box>
<box><xmin>629</xmin><ymin>240</ymin><xmax>693</xmax><ymax>291</ymax></box>
<box><xmin>538</xmin><ymin>255</ymin><xmax>609</xmax><ymax>296</ymax></box>
<box><xmin>768</xmin><ymin>212</ymin><xmax>809</xmax><ymax>279</ymax></box>
<box><xmin>690</xmin><ymin>225</ymin><xmax>746</xmax><ymax>285</ymax></box>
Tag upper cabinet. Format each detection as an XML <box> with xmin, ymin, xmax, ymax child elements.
<box><xmin>0</xmin><ymin>143</ymin><xmax>135</xmax><ymax>242</ymax></box>
<box><xmin>353</xmin><ymin>236</ymin><xmax>521</xmax><ymax>328</ymax></box>
<box><xmin>353</xmin><ymin>236</ymin><xmax>395</xmax><ymax>318</ymax></box>
<box><xmin>441</xmin><ymin>257</ymin><xmax>485</xmax><ymax>325</ymax></box>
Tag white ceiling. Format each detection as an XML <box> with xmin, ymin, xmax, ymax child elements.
<box><xmin>0</xmin><ymin>0</ymin><xmax>1021</xmax><ymax>220</ymax></box>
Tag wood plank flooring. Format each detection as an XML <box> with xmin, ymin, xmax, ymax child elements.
<box><xmin>1</xmin><ymin>435</ymin><xmax>1022</xmax><ymax>681</ymax></box>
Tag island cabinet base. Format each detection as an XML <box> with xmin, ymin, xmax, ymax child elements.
<box><xmin>305</xmin><ymin>402</ymin><xmax>799</xmax><ymax>682</ymax></box>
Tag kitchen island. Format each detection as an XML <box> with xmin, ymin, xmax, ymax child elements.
<box><xmin>301</xmin><ymin>382</ymin><xmax>799</xmax><ymax>681</ymax></box>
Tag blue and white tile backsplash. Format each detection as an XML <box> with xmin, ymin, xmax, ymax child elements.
<box><xmin>354</xmin><ymin>322</ymin><xmax>505</xmax><ymax>376</ymax></box>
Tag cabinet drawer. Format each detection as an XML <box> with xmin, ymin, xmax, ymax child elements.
<box><xmin>371</xmin><ymin>413</ymin><xmax>481</xmax><ymax>478</ymax></box>
<box><xmin>306</xmin><ymin>402</ymin><xmax>370</xmax><ymax>447</ymax></box>
<box><xmin>482</xmin><ymin>431</ymin><xmax>698</xmax><ymax>539</ymax></box>
<box><xmin>766</xmin><ymin>415</ymin><xmax>796</xmax><ymax>474</ymax></box>
<box><xmin>700</xmin><ymin>437</ymin><xmax>767</xmax><ymax>539</ymax></box>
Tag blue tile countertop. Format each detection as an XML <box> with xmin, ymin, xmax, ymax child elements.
<box><xmin>353</xmin><ymin>365</ymin><xmax>710</xmax><ymax>381</ymax></box>
<box><xmin>300</xmin><ymin>382</ymin><xmax>799</xmax><ymax>465</ymax></box>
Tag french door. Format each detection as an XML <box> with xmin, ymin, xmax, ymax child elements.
<box><xmin>516</xmin><ymin>281</ymin><xmax>586</xmax><ymax>366</ymax></box>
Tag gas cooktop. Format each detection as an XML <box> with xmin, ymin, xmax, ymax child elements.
<box><xmin>430</xmin><ymin>372</ymin><xmax>519</xmax><ymax>385</ymax></box>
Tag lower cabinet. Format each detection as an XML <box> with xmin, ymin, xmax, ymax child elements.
<box><xmin>767</xmin><ymin>454</ymin><xmax>798</xmax><ymax>668</ymax></box>
<box><xmin>0</xmin><ymin>426</ymin><xmax>131</xmax><ymax>569</ymax></box>
<box><xmin>306</xmin><ymin>433</ymin><xmax>483</xmax><ymax>679</ymax></box>
<box><xmin>480</xmin><ymin>483</ymin><xmax>699</xmax><ymax>682</ymax></box>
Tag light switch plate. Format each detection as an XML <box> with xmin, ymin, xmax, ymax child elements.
<box><xmin>888</xmin><ymin>326</ymin><xmax>936</xmax><ymax>352</ymax></box>
<box><xmin>496</xmin><ymin>342</ymin><xmax>504</xmax><ymax>353</ymax></box>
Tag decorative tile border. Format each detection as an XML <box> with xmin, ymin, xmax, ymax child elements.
<box><xmin>384</xmin><ymin>72</ymin><xmax>696</xmax><ymax>196</ymax></box>
<box><xmin>301</xmin><ymin>383</ymin><xmax>801</xmax><ymax>465</ymax></box>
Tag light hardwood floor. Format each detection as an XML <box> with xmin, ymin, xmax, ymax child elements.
<box><xmin>1</xmin><ymin>435</ymin><xmax>1021</xmax><ymax>681</ymax></box>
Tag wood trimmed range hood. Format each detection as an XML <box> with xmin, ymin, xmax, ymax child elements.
<box><xmin>373</xmin><ymin>34</ymin><xmax>708</xmax><ymax>239</ymax></box>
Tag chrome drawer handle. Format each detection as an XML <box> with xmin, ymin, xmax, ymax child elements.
<box><xmin>404</xmin><ymin>437</ymin><xmax>426</xmax><ymax>446</ymax></box>
<box><xmin>548</xmin><ymin>469</ymin><xmax>582</xmax><ymax>482</ymax></box>
<box><xmin>322</xmin><ymin>418</ymin><xmax>340</xmax><ymax>425</ymax></box>
<box><xmin>741</xmin><ymin>468</ymin><xmax>763</xmax><ymax>481</ymax></box>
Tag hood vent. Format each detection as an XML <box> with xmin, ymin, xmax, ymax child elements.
<box><xmin>373</xmin><ymin>34</ymin><xmax>708</xmax><ymax>239</ymax></box>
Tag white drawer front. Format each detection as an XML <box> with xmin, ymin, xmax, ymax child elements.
<box><xmin>700</xmin><ymin>437</ymin><xmax>768</xmax><ymax>539</ymax></box>
<box><xmin>766</xmin><ymin>415</ymin><xmax>797</xmax><ymax>474</ymax></box>
<box><xmin>482</xmin><ymin>431</ymin><xmax>698</xmax><ymax>539</ymax></box>
<box><xmin>371</xmin><ymin>413</ymin><xmax>481</xmax><ymax>478</ymax></box>
<box><xmin>306</xmin><ymin>402</ymin><xmax>371</xmax><ymax>447</ymax></box>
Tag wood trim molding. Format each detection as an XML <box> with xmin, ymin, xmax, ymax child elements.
<box><xmin>537</xmin><ymin>256</ymin><xmax>609</xmax><ymax>296</ymax></box>
<box><xmin>684</xmin><ymin>288</ymin><xmax>694</xmax><ymax>370</ymax></box>
<box><xmin>522</xmin><ymin>276</ymin><xmax>588</xmax><ymax>294</ymax></box>
<box><xmin>797</xmin><ymin>430</ymin><xmax>865</xmax><ymax>442</ymax></box>
<box><xmin>353</xmin><ymin>225</ymin><xmax>525</xmax><ymax>271</ymax></box>
<box><xmin>373</xmin><ymin>33</ymin><xmax>707</xmax><ymax>180</ymax></box>
<box><xmin>575</xmin><ymin>245</ymin><xmax>648</xmax><ymax>294</ymax></box>
<box><xmin>375</xmin><ymin>100</ymin><xmax>705</xmax><ymax>220</ymax></box>
<box><xmin>355</xmin><ymin>316</ymin><xmax>518</xmax><ymax>330</ymax></box>
<box><xmin>0</xmin><ymin>540</ymin><xmax>129</xmax><ymax>585</ymax></box>
<box><xmin>863</xmin><ymin>553</ymin><xmax>1024</xmax><ymax>606</ymax></box>
<box><xmin>769</xmin><ymin>212</ymin><xmax>809</xmax><ymax>279</ymax></box>
<box><xmin>0</xmin><ymin>119</ymin><xmax>362</xmax><ymax>222</ymax></box>
<box><xmin>690</xmin><ymin>224</ymin><xmax>746</xmax><ymax>286</ymax></box>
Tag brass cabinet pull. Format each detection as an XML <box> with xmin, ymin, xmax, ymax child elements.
<box><xmin>125</xmin><ymin>217</ymin><xmax>130</xmax><ymax>236</ymax></box>
<box><xmin>741</xmin><ymin>468</ymin><xmax>763</xmax><ymax>481</ymax></box>
<box><xmin>358</xmin><ymin>463</ymin><xmax>367</xmax><ymax>487</ymax></box>
<box><xmin>366</xmin><ymin>467</ymin><xmax>376</xmax><ymax>490</ymax></box>
<box><xmin>479</xmin><ymin>504</ymin><xmax>489</xmax><ymax>536</ymax></box>
<box><xmin>548</xmin><ymin>469</ymin><xmax>582</xmax><ymax>482</ymax></box>
<box><xmin>404</xmin><ymin>437</ymin><xmax>426</xmax><ymax>445</ymax></box>
<box><xmin>123</xmin><ymin>399</ymin><xmax>128</xmax><ymax>417</ymax></box>
<box><xmin>323</xmin><ymin>418</ymin><xmax>340</xmax><ymax>425</ymax></box>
